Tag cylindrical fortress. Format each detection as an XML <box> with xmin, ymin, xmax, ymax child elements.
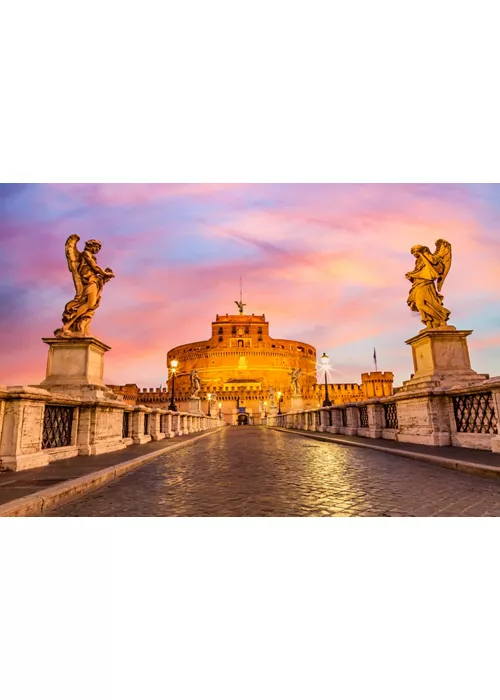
<box><xmin>108</xmin><ymin>310</ymin><xmax>394</xmax><ymax>422</ymax></box>
<box><xmin>166</xmin><ymin>312</ymin><xmax>317</xmax><ymax>422</ymax></box>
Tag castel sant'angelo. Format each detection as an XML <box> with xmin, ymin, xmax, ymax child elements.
<box><xmin>109</xmin><ymin>297</ymin><xmax>394</xmax><ymax>425</ymax></box>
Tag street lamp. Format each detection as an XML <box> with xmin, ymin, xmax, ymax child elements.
<box><xmin>277</xmin><ymin>391</ymin><xmax>282</xmax><ymax>414</ymax></box>
<box><xmin>321</xmin><ymin>352</ymin><xmax>332</xmax><ymax>407</ymax></box>
<box><xmin>168</xmin><ymin>359</ymin><xmax>178</xmax><ymax>411</ymax></box>
<box><xmin>207</xmin><ymin>392</ymin><xmax>212</xmax><ymax>416</ymax></box>
<box><xmin>264</xmin><ymin>400</ymin><xmax>267</xmax><ymax>417</ymax></box>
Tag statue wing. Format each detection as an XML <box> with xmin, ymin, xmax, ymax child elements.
<box><xmin>65</xmin><ymin>234</ymin><xmax>83</xmax><ymax>296</ymax></box>
<box><xmin>434</xmin><ymin>239</ymin><xmax>452</xmax><ymax>292</ymax></box>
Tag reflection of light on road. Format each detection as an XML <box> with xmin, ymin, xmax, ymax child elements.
<box><xmin>298</xmin><ymin>440</ymin><xmax>370</xmax><ymax>513</ymax></box>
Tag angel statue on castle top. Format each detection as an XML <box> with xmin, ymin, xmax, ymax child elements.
<box><xmin>405</xmin><ymin>239</ymin><xmax>452</xmax><ymax>330</ymax></box>
<box><xmin>55</xmin><ymin>234</ymin><xmax>115</xmax><ymax>338</ymax></box>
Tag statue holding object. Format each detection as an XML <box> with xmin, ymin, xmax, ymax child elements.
<box><xmin>55</xmin><ymin>234</ymin><xmax>115</xmax><ymax>338</ymax></box>
<box><xmin>289</xmin><ymin>367</ymin><xmax>302</xmax><ymax>395</ymax></box>
<box><xmin>190</xmin><ymin>369</ymin><xmax>202</xmax><ymax>398</ymax></box>
<box><xmin>405</xmin><ymin>239</ymin><xmax>452</xmax><ymax>330</ymax></box>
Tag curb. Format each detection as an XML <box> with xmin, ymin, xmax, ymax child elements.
<box><xmin>0</xmin><ymin>428</ymin><xmax>225</xmax><ymax>517</ymax></box>
<box><xmin>269</xmin><ymin>427</ymin><xmax>500</xmax><ymax>481</ymax></box>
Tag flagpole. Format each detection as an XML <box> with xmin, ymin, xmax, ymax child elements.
<box><xmin>373</xmin><ymin>347</ymin><xmax>378</xmax><ymax>372</ymax></box>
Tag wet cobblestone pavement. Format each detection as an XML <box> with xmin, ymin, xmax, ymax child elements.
<box><xmin>51</xmin><ymin>427</ymin><xmax>500</xmax><ymax>517</ymax></box>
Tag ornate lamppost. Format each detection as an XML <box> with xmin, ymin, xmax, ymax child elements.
<box><xmin>277</xmin><ymin>391</ymin><xmax>282</xmax><ymax>414</ymax></box>
<box><xmin>207</xmin><ymin>392</ymin><xmax>212</xmax><ymax>416</ymax></box>
<box><xmin>321</xmin><ymin>352</ymin><xmax>332</xmax><ymax>407</ymax></box>
<box><xmin>168</xmin><ymin>359</ymin><xmax>178</xmax><ymax>411</ymax></box>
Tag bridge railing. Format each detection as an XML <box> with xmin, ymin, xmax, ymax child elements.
<box><xmin>262</xmin><ymin>378</ymin><xmax>500</xmax><ymax>453</ymax></box>
<box><xmin>0</xmin><ymin>385</ymin><xmax>224</xmax><ymax>472</ymax></box>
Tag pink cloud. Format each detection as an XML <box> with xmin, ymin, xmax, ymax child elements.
<box><xmin>46</xmin><ymin>183</ymin><xmax>250</xmax><ymax>207</ymax></box>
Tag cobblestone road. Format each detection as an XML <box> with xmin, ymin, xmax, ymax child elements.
<box><xmin>51</xmin><ymin>427</ymin><xmax>500</xmax><ymax>517</ymax></box>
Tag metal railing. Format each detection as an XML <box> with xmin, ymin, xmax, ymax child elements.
<box><xmin>452</xmin><ymin>392</ymin><xmax>498</xmax><ymax>434</ymax></box>
<box><xmin>340</xmin><ymin>408</ymin><xmax>347</xmax><ymax>427</ymax></box>
<box><xmin>160</xmin><ymin>413</ymin><xmax>169</xmax><ymax>433</ymax></box>
<box><xmin>122</xmin><ymin>411</ymin><xmax>130</xmax><ymax>438</ymax></box>
<box><xmin>42</xmin><ymin>405</ymin><xmax>74</xmax><ymax>449</ymax></box>
<box><xmin>384</xmin><ymin>403</ymin><xmax>398</xmax><ymax>430</ymax></box>
<box><xmin>359</xmin><ymin>405</ymin><xmax>369</xmax><ymax>428</ymax></box>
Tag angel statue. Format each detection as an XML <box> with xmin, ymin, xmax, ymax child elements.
<box><xmin>55</xmin><ymin>235</ymin><xmax>115</xmax><ymax>338</ymax></box>
<box><xmin>405</xmin><ymin>239</ymin><xmax>452</xmax><ymax>330</ymax></box>
<box><xmin>190</xmin><ymin>369</ymin><xmax>202</xmax><ymax>398</ymax></box>
<box><xmin>268</xmin><ymin>386</ymin><xmax>276</xmax><ymax>404</ymax></box>
<box><xmin>289</xmin><ymin>367</ymin><xmax>302</xmax><ymax>395</ymax></box>
<box><xmin>235</xmin><ymin>300</ymin><xmax>246</xmax><ymax>314</ymax></box>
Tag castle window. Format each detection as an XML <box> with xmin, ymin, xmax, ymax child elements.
<box><xmin>258</xmin><ymin>336</ymin><xmax>262</xmax><ymax>341</ymax></box>
<box><xmin>258</xmin><ymin>327</ymin><xmax>262</xmax><ymax>334</ymax></box>
<box><xmin>218</xmin><ymin>327</ymin><xmax>223</xmax><ymax>334</ymax></box>
<box><xmin>238</xmin><ymin>340</ymin><xmax>244</xmax><ymax>347</ymax></box>
<box><xmin>218</xmin><ymin>336</ymin><xmax>223</xmax><ymax>342</ymax></box>
<box><xmin>245</xmin><ymin>327</ymin><xmax>249</xmax><ymax>334</ymax></box>
<box><xmin>271</xmin><ymin>344</ymin><xmax>275</xmax><ymax>348</ymax></box>
<box><xmin>232</xmin><ymin>327</ymin><xmax>236</xmax><ymax>334</ymax></box>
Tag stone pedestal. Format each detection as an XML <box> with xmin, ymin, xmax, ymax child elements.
<box><xmin>400</xmin><ymin>327</ymin><xmax>488</xmax><ymax>391</ymax></box>
<box><xmin>188</xmin><ymin>397</ymin><xmax>202</xmax><ymax>414</ymax></box>
<box><xmin>40</xmin><ymin>337</ymin><xmax>111</xmax><ymax>393</ymax></box>
<box><xmin>290</xmin><ymin>395</ymin><xmax>304</xmax><ymax>411</ymax></box>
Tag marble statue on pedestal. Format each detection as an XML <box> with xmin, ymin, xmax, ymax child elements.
<box><xmin>55</xmin><ymin>234</ymin><xmax>115</xmax><ymax>338</ymax></box>
<box><xmin>289</xmin><ymin>368</ymin><xmax>302</xmax><ymax>395</ymax></box>
<box><xmin>405</xmin><ymin>239</ymin><xmax>452</xmax><ymax>330</ymax></box>
<box><xmin>189</xmin><ymin>369</ymin><xmax>201</xmax><ymax>398</ymax></box>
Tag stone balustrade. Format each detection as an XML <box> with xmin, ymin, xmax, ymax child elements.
<box><xmin>263</xmin><ymin>377</ymin><xmax>500</xmax><ymax>453</ymax></box>
<box><xmin>0</xmin><ymin>385</ymin><xmax>224</xmax><ymax>472</ymax></box>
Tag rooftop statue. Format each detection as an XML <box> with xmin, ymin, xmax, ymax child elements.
<box><xmin>55</xmin><ymin>234</ymin><xmax>115</xmax><ymax>338</ymax></box>
<box><xmin>234</xmin><ymin>300</ymin><xmax>246</xmax><ymax>314</ymax></box>
<box><xmin>405</xmin><ymin>239</ymin><xmax>452</xmax><ymax>330</ymax></box>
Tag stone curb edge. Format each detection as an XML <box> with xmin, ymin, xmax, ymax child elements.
<box><xmin>269</xmin><ymin>427</ymin><xmax>500</xmax><ymax>481</ymax></box>
<box><xmin>0</xmin><ymin>428</ymin><xmax>225</xmax><ymax>517</ymax></box>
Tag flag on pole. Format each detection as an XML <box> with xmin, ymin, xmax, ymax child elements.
<box><xmin>373</xmin><ymin>347</ymin><xmax>378</xmax><ymax>372</ymax></box>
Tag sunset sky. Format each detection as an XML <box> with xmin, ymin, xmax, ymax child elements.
<box><xmin>1</xmin><ymin>183</ymin><xmax>499</xmax><ymax>389</ymax></box>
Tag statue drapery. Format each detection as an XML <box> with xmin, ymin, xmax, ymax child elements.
<box><xmin>55</xmin><ymin>234</ymin><xmax>115</xmax><ymax>338</ymax></box>
<box><xmin>406</xmin><ymin>239</ymin><xmax>452</xmax><ymax>330</ymax></box>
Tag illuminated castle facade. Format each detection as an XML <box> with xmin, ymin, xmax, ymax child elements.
<box><xmin>108</xmin><ymin>305</ymin><xmax>394</xmax><ymax>424</ymax></box>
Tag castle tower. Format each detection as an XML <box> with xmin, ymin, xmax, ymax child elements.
<box><xmin>360</xmin><ymin>371</ymin><xmax>394</xmax><ymax>399</ymax></box>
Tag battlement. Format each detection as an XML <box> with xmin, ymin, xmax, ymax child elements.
<box><xmin>361</xmin><ymin>371</ymin><xmax>394</xmax><ymax>382</ymax></box>
<box><xmin>215</xmin><ymin>313</ymin><xmax>266</xmax><ymax>323</ymax></box>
